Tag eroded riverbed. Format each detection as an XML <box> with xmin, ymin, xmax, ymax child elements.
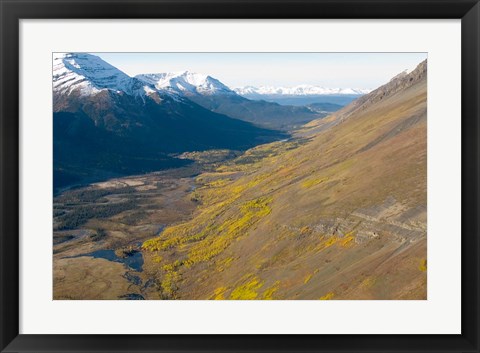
<box><xmin>53</xmin><ymin>167</ymin><xmax>199</xmax><ymax>300</ymax></box>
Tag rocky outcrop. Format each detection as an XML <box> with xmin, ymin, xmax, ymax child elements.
<box><xmin>337</xmin><ymin>59</ymin><xmax>427</xmax><ymax>121</ymax></box>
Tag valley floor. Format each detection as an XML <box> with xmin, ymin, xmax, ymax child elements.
<box><xmin>54</xmin><ymin>136</ymin><xmax>426</xmax><ymax>300</ymax></box>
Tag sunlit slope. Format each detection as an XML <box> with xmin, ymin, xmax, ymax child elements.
<box><xmin>141</xmin><ymin>62</ymin><xmax>427</xmax><ymax>300</ymax></box>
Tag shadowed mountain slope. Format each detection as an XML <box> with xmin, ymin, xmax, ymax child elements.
<box><xmin>53</xmin><ymin>54</ymin><xmax>285</xmax><ymax>191</ymax></box>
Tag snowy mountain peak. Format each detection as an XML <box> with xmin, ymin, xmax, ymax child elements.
<box><xmin>234</xmin><ymin>85</ymin><xmax>371</xmax><ymax>96</ymax></box>
<box><xmin>136</xmin><ymin>71</ymin><xmax>235</xmax><ymax>96</ymax></box>
<box><xmin>53</xmin><ymin>53</ymin><xmax>153</xmax><ymax>97</ymax></box>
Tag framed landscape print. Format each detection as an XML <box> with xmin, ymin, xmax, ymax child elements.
<box><xmin>1</xmin><ymin>0</ymin><xmax>479</xmax><ymax>352</ymax></box>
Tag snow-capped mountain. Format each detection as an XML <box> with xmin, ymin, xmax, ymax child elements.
<box><xmin>53</xmin><ymin>53</ymin><xmax>155</xmax><ymax>97</ymax></box>
<box><xmin>234</xmin><ymin>85</ymin><xmax>371</xmax><ymax>96</ymax></box>
<box><xmin>53</xmin><ymin>53</ymin><xmax>283</xmax><ymax>192</ymax></box>
<box><xmin>136</xmin><ymin>71</ymin><xmax>235</xmax><ymax>96</ymax></box>
<box><xmin>137</xmin><ymin>71</ymin><xmax>327</xmax><ymax>130</ymax></box>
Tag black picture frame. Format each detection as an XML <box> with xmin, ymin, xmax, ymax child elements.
<box><xmin>1</xmin><ymin>0</ymin><xmax>479</xmax><ymax>352</ymax></box>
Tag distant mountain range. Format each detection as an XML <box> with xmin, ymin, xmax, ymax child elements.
<box><xmin>234</xmin><ymin>85</ymin><xmax>371</xmax><ymax>96</ymax></box>
<box><xmin>233</xmin><ymin>85</ymin><xmax>369</xmax><ymax>107</ymax></box>
<box><xmin>53</xmin><ymin>53</ymin><xmax>285</xmax><ymax>191</ymax></box>
<box><xmin>135</xmin><ymin>71</ymin><xmax>370</xmax><ymax>98</ymax></box>
<box><xmin>135</xmin><ymin>71</ymin><xmax>327</xmax><ymax>130</ymax></box>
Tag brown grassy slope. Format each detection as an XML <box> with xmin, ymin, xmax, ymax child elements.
<box><xmin>141</xmin><ymin>61</ymin><xmax>427</xmax><ymax>300</ymax></box>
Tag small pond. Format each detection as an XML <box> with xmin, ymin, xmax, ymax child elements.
<box><xmin>67</xmin><ymin>249</ymin><xmax>144</xmax><ymax>272</ymax></box>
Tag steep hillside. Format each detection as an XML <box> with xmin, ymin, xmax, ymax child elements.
<box><xmin>139</xmin><ymin>60</ymin><xmax>427</xmax><ymax>300</ymax></box>
<box><xmin>300</xmin><ymin>60</ymin><xmax>427</xmax><ymax>137</ymax></box>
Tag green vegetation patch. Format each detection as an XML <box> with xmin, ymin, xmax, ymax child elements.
<box><xmin>55</xmin><ymin>199</ymin><xmax>138</xmax><ymax>230</ymax></box>
<box><xmin>230</xmin><ymin>276</ymin><xmax>264</xmax><ymax>300</ymax></box>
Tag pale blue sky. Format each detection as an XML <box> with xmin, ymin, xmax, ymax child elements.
<box><xmin>96</xmin><ymin>52</ymin><xmax>427</xmax><ymax>89</ymax></box>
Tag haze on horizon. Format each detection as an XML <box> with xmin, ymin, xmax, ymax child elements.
<box><xmin>95</xmin><ymin>52</ymin><xmax>427</xmax><ymax>90</ymax></box>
